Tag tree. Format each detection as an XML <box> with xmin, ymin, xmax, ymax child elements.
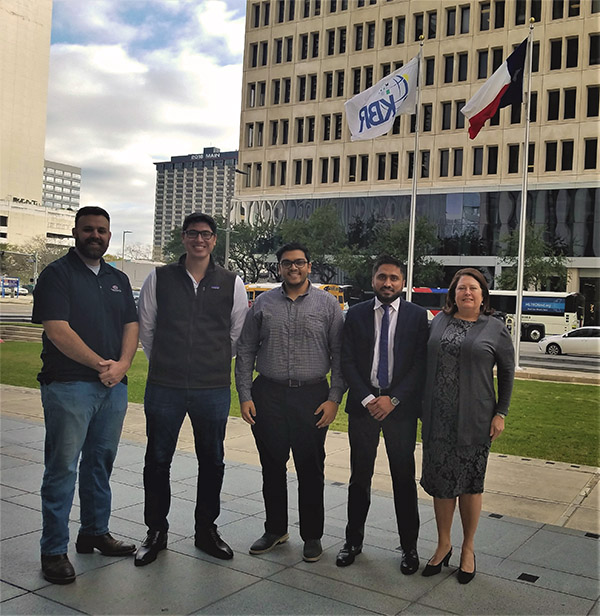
<box><xmin>228</xmin><ymin>219</ymin><xmax>278</xmax><ymax>282</ymax></box>
<box><xmin>0</xmin><ymin>238</ymin><xmax>69</xmax><ymax>284</ymax></box>
<box><xmin>279</xmin><ymin>205</ymin><xmax>346</xmax><ymax>282</ymax></box>
<box><xmin>336</xmin><ymin>217</ymin><xmax>444</xmax><ymax>288</ymax></box>
<box><xmin>495</xmin><ymin>224</ymin><xmax>569</xmax><ymax>290</ymax></box>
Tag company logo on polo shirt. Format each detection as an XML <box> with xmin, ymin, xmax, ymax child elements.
<box><xmin>210</xmin><ymin>286</ymin><xmax>220</xmax><ymax>290</ymax></box>
<box><xmin>111</xmin><ymin>285</ymin><xmax>122</xmax><ymax>293</ymax></box>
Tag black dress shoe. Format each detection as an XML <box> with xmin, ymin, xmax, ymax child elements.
<box><xmin>249</xmin><ymin>532</ymin><xmax>289</xmax><ymax>554</ymax></box>
<box><xmin>41</xmin><ymin>554</ymin><xmax>76</xmax><ymax>585</ymax></box>
<box><xmin>336</xmin><ymin>543</ymin><xmax>362</xmax><ymax>567</ymax></box>
<box><xmin>134</xmin><ymin>530</ymin><xmax>168</xmax><ymax>567</ymax></box>
<box><xmin>195</xmin><ymin>527</ymin><xmax>233</xmax><ymax>560</ymax></box>
<box><xmin>76</xmin><ymin>532</ymin><xmax>136</xmax><ymax>556</ymax></box>
<box><xmin>457</xmin><ymin>553</ymin><xmax>476</xmax><ymax>584</ymax></box>
<box><xmin>400</xmin><ymin>548</ymin><xmax>420</xmax><ymax>575</ymax></box>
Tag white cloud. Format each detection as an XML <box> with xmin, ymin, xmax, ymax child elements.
<box><xmin>45</xmin><ymin>0</ymin><xmax>245</xmax><ymax>255</ymax></box>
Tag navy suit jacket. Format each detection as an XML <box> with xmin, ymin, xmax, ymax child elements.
<box><xmin>342</xmin><ymin>298</ymin><xmax>428</xmax><ymax>417</ymax></box>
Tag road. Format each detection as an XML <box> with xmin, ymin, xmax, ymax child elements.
<box><xmin>2</xmin><ymin>301</ymin><xmax>599</xmax><ymax>374</ymax></box>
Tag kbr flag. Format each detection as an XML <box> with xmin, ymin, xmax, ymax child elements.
<box><xmin>345</xmin><ymin>55</ymin><xmax>419</xmax><ymax>142</ymax></box>
<box><xmin>461</xmin><ymin>38</ymin><xmax>527</xmax><ymax>139</ymax></box>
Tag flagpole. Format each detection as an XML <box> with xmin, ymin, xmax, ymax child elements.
<box><xmin>513</xmin><ymin>20</ymin><xmax>535</xmax><ymax>368</ymax></box>
<box><xmin>406</xmin><ymin>37</ymin><xmax>423</xmax><ymax>302</ymax></box>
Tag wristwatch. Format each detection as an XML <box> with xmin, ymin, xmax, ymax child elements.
<box><xmin>390</xmin><ymin>396</ymin><xmax>400</xmax><ymax>407</ymax></box>
<box><xmin>495</xmin><ymin>411</ymin><xmax>506</xmax><ymax>418</ymax></box>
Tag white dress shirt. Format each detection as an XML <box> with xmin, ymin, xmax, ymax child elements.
<box><xmin>361</xmin><ymin>297</ymin><xmax>400</xmax><ymax>407</ymax></box>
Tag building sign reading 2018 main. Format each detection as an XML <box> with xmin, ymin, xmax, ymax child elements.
<box><xmin>358</xmin><ymin>74</ymin><xmax>410</xmax><ymax>133</ymax></box>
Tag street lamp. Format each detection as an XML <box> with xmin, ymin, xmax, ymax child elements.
<box><xmin>121</xmin><ymin>231</ymin><xmax>132</xmax><ymax>270</ymax></box>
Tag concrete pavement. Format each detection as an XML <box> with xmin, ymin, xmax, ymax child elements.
<box><xmin>1</xmin><ymin>383</ymin><xmax>599</xmax><ymax>615</ymax></box>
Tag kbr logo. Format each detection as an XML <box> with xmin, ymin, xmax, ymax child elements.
<box><xmin>358</xmin><ymin>74</ymin><xmax>411</xmax><ymax>133</ymax></box>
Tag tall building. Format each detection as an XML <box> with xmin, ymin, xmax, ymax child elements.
<box><xmin>237</xmin><ymin>0</ymin><xmax>600</xmax><ymax>314</ymax></box>
<box><xmin>43</xmin><ymin>161</ymin><xmax>82</xmax><ymax>211</ymax></box>
<box><xmin>152</xmin><ymin>147</ymin><xmax>238</xmax><ymax>259</ymax></box>
<box><xmin>1</xmin><ymin>0</ymin><xmax>52</xmax><ymax>205</ymax></box>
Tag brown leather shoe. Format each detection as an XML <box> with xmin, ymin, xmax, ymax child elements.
<box><xmin>75</xmin><ymin>532</ymin><xmax>135</xmax><ymax>556</ymax></box>
<box><xmin>41</xmin><ymin>554</ymin><xmax>76</xmax><ymax>585</ymax></box>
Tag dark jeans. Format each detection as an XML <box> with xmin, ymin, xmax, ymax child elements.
<box><xmin>251</xmin><ymin>376</ymin><xmax>329</xmax><ymax>541</ymax></box>
<box><xmin>142</xmin><ymin>382</ymin><xmax>230</xmax><ymax>534</ymax></box>
<box><xmin>346</xmin><ymin>410</ymin><xmax>419</xmax><ymax>551</ymax></box>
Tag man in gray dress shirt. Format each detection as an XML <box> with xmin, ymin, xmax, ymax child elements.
<box><xmin>235</xmin><ymin>242</ymin><xmax>345</xmax><ymax>563</ymax></box>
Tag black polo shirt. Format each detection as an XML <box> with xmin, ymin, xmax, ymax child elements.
<box><xmin>32</xmin><ymin>248</ymin><xmax>138</xmax><ymax>384</ymax></box>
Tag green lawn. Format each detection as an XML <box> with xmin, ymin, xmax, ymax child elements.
<box><xmin>1</xmin><ymin>341</ymin><xmax>598</xmax><ymax>467</ymax></box>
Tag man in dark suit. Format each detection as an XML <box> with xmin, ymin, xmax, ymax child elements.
<box><xmin>336</xmin><ymin>255</ymin><xmax>428</xmax><ymax>574</ymax></box>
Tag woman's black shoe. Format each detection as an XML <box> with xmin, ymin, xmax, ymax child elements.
<box><xmin>457</xmin><ymin>553</ymin><xmax>476</xmax><ymax>584</ymax></box>
<box><xmin>422</xmin><ymin>548</ymin><xmax>452</xmax><ymax>577</ymax></box>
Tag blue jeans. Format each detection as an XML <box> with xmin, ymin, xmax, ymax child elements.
<box><xmin>40</xmin><ymin>381</ymin><xmax>127</xmax><ymax>555</ymax></box>
<box><xmin>142</xmin><ymin>383</ymin><xmax>230</xmax><ymax>534</ymax></box>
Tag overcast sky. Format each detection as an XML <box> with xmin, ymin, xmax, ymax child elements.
<box><xmin>45</xmin><ymin>0</ymin><xmax>246</xmax><ymax>256</ymax></box>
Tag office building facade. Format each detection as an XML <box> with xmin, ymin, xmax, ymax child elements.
<box><xmin>152</xmin><ymin>147</ymin><xmax>238</xmax><ymax>260</ymax></box>
<box><xmin>43</xmin><ymin>161</ymin><xmax>82</xmax><ymax>211</ymax></box>
<box><xmin>237</xmin><ymin>0</ymin><xmax>600</xmax><ymax>313</ymax></box>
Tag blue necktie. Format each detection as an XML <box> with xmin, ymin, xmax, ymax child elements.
<box><xmin>377</xmin><ymin>304</ymin><xmax>390</xmax><ymax>389</ymax></box>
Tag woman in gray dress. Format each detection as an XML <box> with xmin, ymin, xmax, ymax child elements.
<box><xmin>420</xmin><ymin>268</ymin><xmax>515</xmax><ymax>584</ymax></box>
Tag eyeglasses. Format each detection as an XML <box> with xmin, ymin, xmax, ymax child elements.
<box><xmin>183</xmin><ymin>230</ymin><xmax>215</xmax><ymax>240</ymax></box>
<box><xmin>280</xmin><ymin>259</ymin><xmax>308</xmax><ymax>269</ymax></box>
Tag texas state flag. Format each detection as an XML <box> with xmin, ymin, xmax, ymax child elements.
<box><xmin>461</xmin><ymin>38</ymin><xmax>528</xmax><ymax>139</ymax></box>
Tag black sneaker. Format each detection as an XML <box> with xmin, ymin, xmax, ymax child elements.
<box><xmin>303</xmin><ymin>539</ymin><xmax>323</xmax><ymax>562</ymax></box>
<box><xmin>249</xmin><ymin>532</ymin><xmax>289</xmax><ymax>555</ymax></box>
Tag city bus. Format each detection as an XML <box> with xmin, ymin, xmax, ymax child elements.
<box><xmin>245</xmin><ymin>282</ymin><xmax>351</xmax><ymax>313</ymax></box>
<box><xmin>408</xmin><ymin>287</ymin><xmax>585</xmax><ymax>342</ymax></box>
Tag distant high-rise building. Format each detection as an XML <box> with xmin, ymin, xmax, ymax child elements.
<box><xmin>152</xmin><ymin>147</ymin><xmax>238</xmax><ymax>259</ymax></box>
<box><xmin>43</xmin><ymin>161</ymin><xmax>82</xmax><ymax>211</ymax></box>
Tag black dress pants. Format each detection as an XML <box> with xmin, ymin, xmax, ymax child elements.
<box><xmin>346</xmin><ymin>409</ymin><xmax>419</xmax><ymax>551</ymax></box>
<box><xmin>251</xmin><ymin>376</ymin><xmax>329</xmax><ymax>541</ymax></box>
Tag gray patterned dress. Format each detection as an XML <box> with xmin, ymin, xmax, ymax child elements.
<box><xmin>420</xmin><ymin>317</ymin><xmax>491</xmax><ymax>499</ymax></box>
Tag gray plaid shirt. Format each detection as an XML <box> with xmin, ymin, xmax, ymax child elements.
<box><xmin>235</xmin><ymin>282</ymin><xmax>345</xmax><ymax>403</ymax></box>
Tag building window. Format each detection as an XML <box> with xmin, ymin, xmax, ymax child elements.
<box><xmin>423</xmin><ymin>104</ymin><xmax>432</xmax><ymax>131</ymax></box>
<box><xmin>339</xmin><ymin>27</ymin><xmax>346</xmax><ymax>53</ymax></box>
<box><xmin>360</xmin><ymin>155</ymin><xmax>369</xmax><ymax>181</ymax></box>
<box><xmin>259</xmin><ymin>82</ymin><xmax>266</xmax><ymax>106</ymax></box>
<box><xmin>561</xmin><ymin>140</ymin><xmax>574</xmax><ymax>170</ymax></box>
<box><xmin>590</xmin><ymin>35</ymin><xmax>600</xmax><ymax>65</ymax></box>
<box><xmin>383</xmin><ymin>18</ymin><xmax>393</xmax><ymax>46</ymax></box>
<box><xmin>336</xmin><ymin>70</ymin><xmax>345</xmax><ymax>96</ymax></box>
<box><xmin>325</xmin><ymin>72</ymin><xmax>333</xmax><ymax>98</ymax></box>
<box><xmin>568</xmin><ymin>0</ymin><xmax>579</xmax><ymax>16</ymax></box>
<box><xmin>552</xmin><ymin>0</ymin><xmax>564</xmax><ymax>18</ymax></box>
<box><xmin>367</xmin><ymin>22</ymin><xmax>375</xmax><ymax>48</ymax></box>
<box><xmin>256</xmin><ymin>122</ymin><xmax>264</xmax><ymax>146</ymax></box>
<box><xmin>587</xmin><ymin>85</ymin><xmax>600</xmax><ymax>116</ymax></box>
<box><xmin>323</xmin><ymin>114</ymin><xmax>331</xmax><ymax>140</ymax></box>
<box><xmin>275</xmin><ymin>39</ymin><xmax>283</xmax><ymax>63</ymax></box>
<box><xmin>584</xmin><ymin>138</ymin><xmax>598</xmax><ymax>169</ymax></box>
<box><xmin>511</xmin><ymin>100</ymin><xmax>521</xmax><ymax>124</ymax></box>
<box><xmin>252</xmin><ymin>3</ymin><xmax>260</xmax><ymax>27</ymax></box>
<box><xmin>348</xmin><ymin>155</ymin><xmax>357</xmax><ymax>181</ymax></box>
<box><xmin>279</xmin><ymin>161</ymin><xmax>287</xmax><ymax>185</ymax></box>
<box><xmin>246</xmin><ymin>123</ymin><xmax>254</xmax><ymax>147</ymax></box>
<box><xmin>473</xmin><ymin>147</ymin><xmax>483</xmax><ymax>175</ymax></box>
<box><xmin>515</xmin><ymin>0</ymin><xmax>526</xmax><ymax>24</ymax></box>
<box><xmin>566</xmin><ymin>37</ymin><xmax>578</xmax><ymax>68</ymax></box>
<box><xmin>528</xmin><ymin>143</ymin><xmax>535</xmax><ymax>173</ymax></box>
<box><xmin>444</xmin><ymin>55</ymin><xmax>454</xmax><ymax>83</ymax></box>
<box><xmin>353</xmin><ymin>68</ymin><xmax>361</xmax><ymax>94</ymax></box>
<box><xmin>260</xmin><ymin>41</ymin><xmax>268</xmax><ymax>65</ymax></box>
<box><xmin>248</xmin><ymin>82</ymin><xmax>256</xmax><ymax>107</ymax></box>
<box><xmin>442</xmin><ymin>102</ymin><xmax>452</xmax><ymax>129</ymax></box>
<box><xmin>307</xmin><ymin>116</ymin><xmax>315</xmax><ymax>142</ymax></box>
<box><xmin>455</xmin><ymin>100</ymin><xmax>466</xmax><ymax>128</ymax></box>
<box><xmin>495</xmin><ymin>0</ymin><xmax>505</xmax><ymax>27</ymax></box>
<box><xmin>332</xmin><ymin>157</ymin><xmax>340</xmax><ymax>182</ymax></box>
<box><xmin>355</xmin><ymin>24</ymin><xmax>363</xmax><ymax>51</ymax></box>
<box><xmin>564</xmin><ymin>88</ymin><xmax>576</xmax><ymax>119</ymax></box>
<box><xmin>390</xmin><ymin>152</ymin><xmax>399</xmax><ymax>180</ymax></box>
<box><xmin>492</xmin><ymin>47</ymin><xmax>503</xmax><ymax>72</ymax></box>
<box><xmin>480</xmin><ymin>2</ymin><xmax>490</xmax><ymax>30</ymax></box>
<box><xmin>283</xmin><ymin>78</ymin><xmax>291</xmax><ymax>103</ymax></box>
<box><xmin>311</xmin><ymin>32</ymin><xmax>319</xmax><ymax>57</ymax></box>
<box><xmin>421</xmin><ymin>151</ymin><xmax>430</xmax><ymax>178</ymax></box>
<box><xmin>310</xmin><ymin>74</ymin><xmax>317</xmax><ymax>100</ymax></box>
<box><xmin>532</xmin><ymin>41</ymin><xmax>540</xmax><ymax>71</ymax></box>
<box><xmin>269</xmin><ymin>162</ymin><xmax>276</xmax><ymax>186</ymax></box>
<box><xmin>303</xmin><ymin>0</ymin><xmax>310</xmax><ymax>17</ymax></box>
<box><xmin>327</xmin><ymin>29</ymin><xmax>335</xmax><ymax>55</ymax></box>
<box><xmin>305</xmin><ymin>159</ymin><xmax>313</xmax><ymax>184</ymax></box>
<box><xmin>439</xmin><ymin>149</ymin><xmax>449</xmax><ymax>177</ymax></box>
<box><xmin>550</xmin><ymin>39</ymin><xmax>562</xmax><ymax>70</ymax></box>
<box><xmin>425</xmin><ymin>57</ymin><xmax>435</xmax><ymax>85</ymax></box>
<box><xmin>478</xmin><ymin>50</ymin><xmax>488</xmax><ymax>79</ymax></box>
<box><xmin>282</xmin><ymin>119</ymin><xmax>289</xmax><ymax>143</ymax></box>
<box><xmin>407</xmin><ymin>151</ymin><xmax>414</xmax><ymax>179</ymax></box>
<box><xmin>294</xmin><ymin>160</ymin><xmax>302</xmax><ymax>185</ymax></box>
<box><xmin>446</xmin><ymin>7</ymin><xmax>456</xmax><ymax>35</ymax></box>
<box><xmin>414</xmin><ymin>14</ymin><xmax>423</xmax><ymax>41</ymax></box>
<box><xmin>277</xmin><ymin>0</ymin><xmax>285</xmax><ymax>22</ymax></box>
<box><xmin>508</xmin><ymin>145</ymin><xmax>519</xmax><ymax>173</ymax></box>
<box><xmin>427</xmin><ymin>10</ymin><xmax>437</xmax><ymax>38</ymax></box>
<box><xmin>321</xmin><ymin>158</ymin><xmax>329</xmax><ymax>184</ymax></box>
<box><xmin>255</xmin><ymin>162</ymin><xmax>262</xmax><ymax>187</ymax></box>
<box><xmin>298</xmin><ymin>76</ymin><xmax>307</xmax><ymax>101</ymax></box>
<box><xmin>458</xmin><ymin>53</ymin><xmax>468</xmax><ymax>81</ymax></box>
<box><xmin>487</xmin><ymin>145</ymin><xmax>498</xmax><ymax>174</ymax></box>
<box><xmin>530</xmin><ymin>91</ymin><xmax>538</xmax><ymax>122</ymax></box>
<box><xmin>250</xmin><ymin>43</ymin><xmax>258</xmax><ymax>67</ymax></box>
<box><xmin>396</xmin><ymin>16</ymin><xmax>405</xmax><ymax>43</ymax></box>
<box><xmin>364</xmin><ymin>65</ymin><xmax>373</xmax><ymax>89</ymax></box>
<box><xmin>271</xmin><ymin>121</ymin><xmax>278</xmax><ymax>145</ymax></box>
<box><xmin>545</xmin><ymin>142</ymin><xmax>558</xmax><ymax>171</ymax></box>
<box><xmin>334</xmin><ymin>113</ymin><xmax>343</xmax><ymax>139</ymax></box>
<box><xmin>296</xmin><ymin>118</ymin><xmax>304</xmax><ymax>143</ymax></box>
<box><xmin>454</xmin><ymin>148</ymin><xmax>463</xmax><ymax>176</ymax></box>
<box><xmin>460</xmin><ymin>5</ymin><xmax>470</xmax><ymax>33</ymax></box>
<box><xmin>548</xmin><ymin>90</ymin><xmax>560</xmax><ymax>120</ymax></box>
<box><xmin>530</xmin><ymin>0</ymin><xmax>541</xmax><ymax>21</ymax></box>
<box><xmin>377</xmin><ymin>153</ymin><xmax>386</xmax><ymax>180</ymax></box>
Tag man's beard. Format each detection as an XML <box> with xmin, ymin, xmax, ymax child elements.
<box><xmin>75</xmin><ymin>237</ymin><xmax>107</xmax><ymax>260</ymax></box>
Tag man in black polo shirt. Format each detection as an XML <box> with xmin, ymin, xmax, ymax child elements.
<box><xmin>32</xmin><ymin>206</ymin><xmax>139</xmax><ymax>584</ymax></box>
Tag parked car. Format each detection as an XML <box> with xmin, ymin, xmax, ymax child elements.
<box><xmin>538</xmin><ymin>326</ymin><xmax>600</xmax><ymax>356</ymax></box>
<box><xmin>15</xmin><ymin>287</ymin><xmax>28</xmax><ymax>296</ymax></box>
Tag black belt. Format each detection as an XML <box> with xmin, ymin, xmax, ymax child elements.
<box><xmin>371</xmin><ymin>387</ymin><xmax>391</xmax><ymax>396</ymax></box>
<box><xmin>261</xmin><ymin>375</ymin><xmax>327</xmax><ymax>388</ymax></box>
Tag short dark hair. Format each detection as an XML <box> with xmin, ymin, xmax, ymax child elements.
<box><xmin>372</xmin><ymin>255</ymin><xmax>405</xmax><ymax>278</ymax></box>
<box><xmin>75</xmin><ymin>206</ymin><xmax>110</xmax><ymax>225</ymax></box>
<box><xmin>444</xmin><ymin>268</ymin><xmax>493</xmax><ymax>315</ymax></box>
<box><xmin>182</xmin><ymin>212</ymin><xmax>217</xmax><ymax>233</ymax></box>
<box><xmin>276</xmin><ymin>242</ymin><xmax>310</xmax><ymax>263</ymax></box>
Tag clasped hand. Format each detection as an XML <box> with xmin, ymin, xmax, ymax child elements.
<box><xmin>366</xmin><ymin>396</ymin><xmax>395</xmax><ymax>421</ymax></box>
